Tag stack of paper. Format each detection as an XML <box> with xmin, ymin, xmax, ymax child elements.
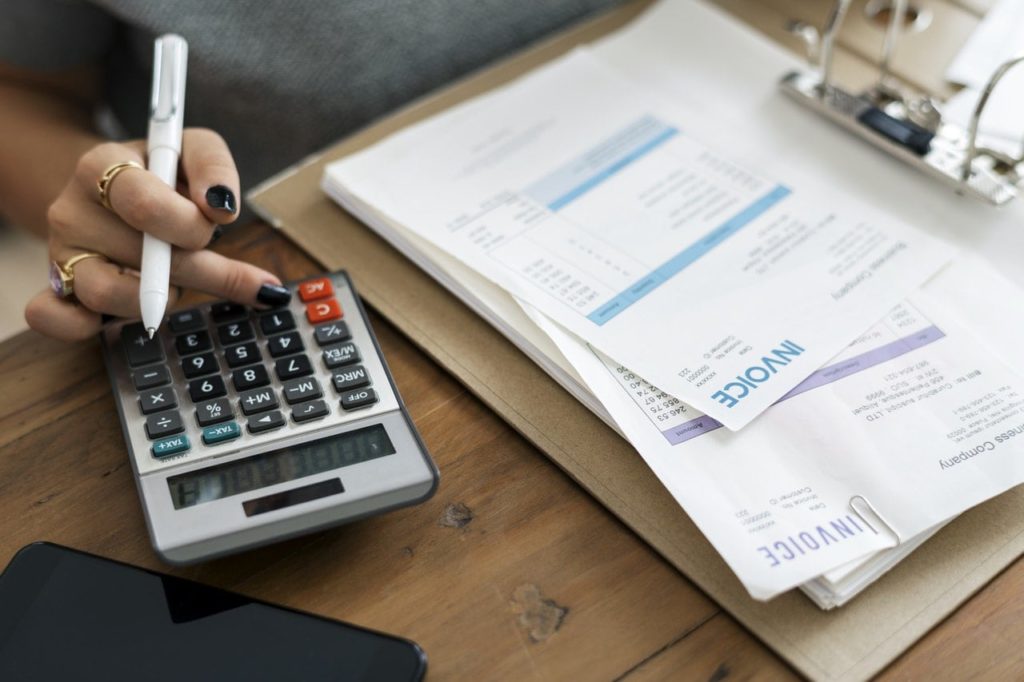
<box><xmin>321</xmin><ymin>0</ymin><xmax>1024</xmax><ymax>606</ymax></box>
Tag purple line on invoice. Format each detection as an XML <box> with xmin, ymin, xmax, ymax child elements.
<box><xmin>659</xmin><ymin>325</ymin><xmax>946</xmax><ymax>445</ymax></box>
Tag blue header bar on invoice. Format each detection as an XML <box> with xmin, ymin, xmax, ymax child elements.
<box><xmin>586</xmin><ymin>185</ymin><xmax>792</xmax><ymax>325</ymax></box>
<box><xmin>525</xmin><ymin>115</ymin><xmax>678</xmax><ymax>211</ymax></box>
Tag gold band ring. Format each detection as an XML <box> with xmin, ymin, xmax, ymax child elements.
<box><xmin>49</xmin><ymin>252</ymin><xmax>110</xmax><ymax>299</ymax></box>
<box><xmin>97</xmin><ymin>160</ymin><xmax>144</xmax><ymax>211</ymax></box>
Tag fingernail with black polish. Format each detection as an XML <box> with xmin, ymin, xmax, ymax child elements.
<box><xmin>256</xmin><ymin>283</ymin><xmax>291</xmax><ymax>306</ymax></box>
<box><xmin>208</xmin><ymin>226</ymin><xmax>224</xmax><ymax>246</ymax></box>
<box><xmin>205</xmin><ymin>185</ymin><xmax>237</xmax><ymax>213</ymax></box>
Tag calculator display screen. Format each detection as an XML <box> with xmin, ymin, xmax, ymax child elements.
<box><xmin>167</xmin><ymin>424</ymin><xmax>396</xmax><ymax>510</ymax></box>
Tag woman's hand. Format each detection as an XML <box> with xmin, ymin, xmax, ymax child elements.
<box><xmin>25</xmin><ymin>128</ymin><xmax>290</xmax><ymax>341</ymax></box>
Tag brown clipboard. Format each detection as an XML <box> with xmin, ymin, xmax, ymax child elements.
<box><xmin>248</xmin><ymin>2</ymin><xmax>1024</xmax><ymax>679</ymax></box>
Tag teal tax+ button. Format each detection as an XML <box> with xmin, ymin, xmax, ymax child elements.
<box><xmin>152</xmin><ymin>434</ymin><xmax>190</xmax><ymax>458</ymax></box>
<box><xmin>203</xmin><ymin>421</ymin><xmax>241</xmax><ymax>445</ymax></box>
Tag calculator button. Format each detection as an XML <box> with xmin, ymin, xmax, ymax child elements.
<box><xmin>195</xmin><ymin>397</ymin><xmax>233</xmax><ymax>426</ymax></box>
<box><xmin>268</xmin><ymin>331</ymin><xmax>304</xmax><ymax>358</ymax></box>
<box><xmin>217</xmin><ymin>320</ymin><xmax>254</xmax><ymax>346</ymax></box>
<box><xmin>145</xmin><ymin>411</ymin><xmax>184</xmax><ymax>439</ymax></box>
<box><xmin>210</xmin><ymin>302</ymin><xmax>248</xmax><ymax>323</ymax></box>
<box><xmin>239</xmin><ymin>387</ymin><xmax>279</xmax><ymax>415</ymax></box>
<box><xmin>122</xmin><ymin>323</ymin><xmax>164</xmax><ymax>367</ymax></box>
<box><xmin>169</xmin><ymin>308</ymin><xmax>204</xmax><ymax>333</ymax></box>
<box><xmin>139</xmin><ymin>387</ymin><xmax>177</xmax><ymax>415</ymax></box>
<box><xmin>175</xmin><ymin>330</ymin><xmax>212</xmax><ymax>356</ymax></box>
<box><xmin>259</xmin><ymin>310</ymin><xmax>295</xmax><ymax>335</ymax></box>
<box><xmin>188</xmin><ymin>375</ymin><xmax>227</xmax><ymax>403</ymax></box>
<box><xmin>339</xmin><ymin>388</ymin><xmax>378</xmax><ymax>411</ymax></box>
<box><xmin>181</xmin><ymin>351</ymin><xmax>219</xmax><ymax>378</ymax></box>
<box><xmin>283</xmin><ymin>377</ymin><xmax>323</xmax><ymax>405</ymax></box>
<box><xmin>298</xmin><ymin>278</ymin><xmax>334</xmax><ymax>302</ymax></box>
<box><xmin>332</xmin><ymin>365</ymin><xmax>370</xmax><ymax>392</ymax></box>
<box><xmin>202</xmin><ymin>421</ymin><xmax>241</xmax><ymax>445</ymax></box>
<box><xmin>248</xmin><ymin>410</ymin><xmax>286</xmax><ymax>434</ymax></box>
<box><xmin>292</xmin><ymin>399</ymin><xmax>329</xmax><ymax>423</ymax></box>
<box><xmin>323</xmin><ymin>341</ymin><xmax>360</xmax><ymax>369</ymax></box>
<box><xmin>152</xmin><ymin>434</ymin><xmax>190</xmax><ymax>458</ymax></box>
<box><xmin>233</xmin><ymin>364</ymin><xmax>270</xmax><ymax>391</ymax></box>
<box><xmin>306</xmin><ymin>299</ymin><xmax>342</xmax><ymax>323</ymax></box>
<box><xmin>132</xmin><ymin>366</ymin><xmax>170</xmax><ymax>390</ymax></box>
<box><xmin>275</xmin><ymin>354</ymin><xmax>313</xmax><ymax>380</ymax></box>
<box><xmin>225</xmin><ymin>341</ymin><xmax>260</xmax><ymax>368</ymax></box>
<box><xmin>314</xmin><ymin>321</ymin><xmax>351</xmax><ymax>346</ymax></box>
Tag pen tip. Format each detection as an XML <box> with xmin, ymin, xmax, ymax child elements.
<box><xmin>146</xmin><ymin>328</ymin><xmax>156</xmax><ymax>339</ymax></box>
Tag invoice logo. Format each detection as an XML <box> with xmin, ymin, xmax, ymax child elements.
<box><xmin>710</xmin><ymin>340</ymin><xmax>805</xmax><ymax>409</ymax></box>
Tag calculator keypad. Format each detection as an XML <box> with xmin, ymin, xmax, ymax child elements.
<box><xmin>275</xmin><ymin>354</ymin><xmax>313</xmax><ymax>380</ymax></box>
<box><xmin>176</xmin><ymin>330</ymin><xmax>212</xmax><ymax>355</ymax></box>
<box><xmin>268</xmin><ymin>331</ymin><xmax>303</xmax><ymax>357</ymax></box>
<box><xmin>111</xmin><ymin>272</ymin><xmax>395</xmax><ymax>470</ymax></box>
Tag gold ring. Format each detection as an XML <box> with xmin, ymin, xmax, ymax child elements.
<box><xmin>97</xmin><ymin>160</ymin><xmax>143</xmax><ymax>211</ymax></box>
<box><xmin>49</xmin><ymin>252</ymin><xmax>109</xmax><ymax>299</ymax></box>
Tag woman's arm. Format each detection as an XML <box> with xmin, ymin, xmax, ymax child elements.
<box><xmin>0</xmin><ymin>63</ymin><xmax>101</xmax><ymax>236</ymax></box>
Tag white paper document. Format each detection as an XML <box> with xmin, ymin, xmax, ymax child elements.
<box><xmin>326</xmin><ymin>50</ymin><xmax>952</xmax><ymax>430</ymax></box>
<box><xmin>523</xmin><ymin>258</ymin><xmax>1024</xmax><ymax>599</ymax></box>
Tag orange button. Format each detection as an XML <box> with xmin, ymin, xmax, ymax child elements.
<box><xmin>306</xmin><ymin>299</ymin><xmax>342</xmax><ymax>323</ymax></box>
<box><xmin>298</xmin><ymin>278</ymin><xmax>334</xmax><ymax>302</ymax></box>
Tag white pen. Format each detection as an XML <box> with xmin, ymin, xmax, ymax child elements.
<box><xmin>141</xmin><ymin>34</ymin><xmax>188</xmax><ymax>338</ymax></box>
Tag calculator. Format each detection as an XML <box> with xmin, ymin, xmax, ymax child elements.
<box><xmin>101</xmin><ymin>271</ymin><xmax>438</xmax><ymax>564</ymax></box>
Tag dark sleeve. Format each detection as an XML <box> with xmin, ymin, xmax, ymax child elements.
<box><xmin>0</xmin><ymin>0</ymin><xmax>115</xmax><ymax>70</ymax></box>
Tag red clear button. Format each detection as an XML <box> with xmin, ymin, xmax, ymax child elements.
<box><xmin>298</xmin><ymin>278</ymin><xmax>334</xmax><ymax>302</ymax></box>
<box><xmin>306</xmin><ymin>299</ymin><xmax>342</xmax><ymax>323</ymax></box>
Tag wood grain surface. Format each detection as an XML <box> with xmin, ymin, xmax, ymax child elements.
<box><xmin>2</xmin><ymin>0</ymin><xmax>1023</xmax><ymax>678</ymax></box>
<box><xmin>1</xmin><ymin>222</ymin><xmax>1021</xmax><ymax>680</ymax></box>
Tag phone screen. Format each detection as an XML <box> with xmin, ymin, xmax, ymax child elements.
<box><xmin>0</xmin><ymin>543</ymin><xmax>426</xmax><ymax>681</ymax></box>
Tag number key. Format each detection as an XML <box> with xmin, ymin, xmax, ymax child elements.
<box><xmin>188</xmin><ymin>375</ymin><xmax>227</xmax><ymax>403</ymax></box>
<box><xmin>176</xmin><ymin>330</ymin><xmax>212</xmax><ymax>356</ymax></box>
<box><xmin>233</xmin><ymin>364</ymin><xmax>270</xmax><ymax>391</ymax></box>
<box><xmin>275</xmin><ymin>354</ymin><xmax>313</xmax><ymax>380</ymax></box>
<box><xmin>217</xmin><ymin>320</ymin><xmax>254</xmax><ymax>346</ymax></box>
<box><xmin>259</xmin><ymin>310</ymin><xmax>295</xmax><ymax>335</ymax></box>
<box><xmin>181</xmin><ymin>351</ymin><xmax>218</xmax><ymax>378</ymax></box>
<box><xmin>225</xmin><ymin>341</ymin><xmax>260</xmax><ymax>368</ymax></box>
<box><xmin>268</xmin><ymin>331</ymin><xmax>304</xmax><ymax>358</ymax></box>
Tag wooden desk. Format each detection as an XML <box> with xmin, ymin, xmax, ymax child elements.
<box><xmin>1</xmin><ymin>222</ymin><xmax>1021</xmax><ymax>680</ymax></box>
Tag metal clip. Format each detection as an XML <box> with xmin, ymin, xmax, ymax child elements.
<box><xmin>850</xmin><ymin>495</ymin><xmax>902</xmax><ymax>545</ymax></box>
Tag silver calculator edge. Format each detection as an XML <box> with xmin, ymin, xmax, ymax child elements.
<box><xmin>101</xmin><ymin>270</ymin><xmax>439</xmax><ymax>565</ymax></box>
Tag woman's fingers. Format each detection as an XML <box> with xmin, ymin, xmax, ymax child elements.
<box><xmin>181</xmin><ymin>128</ymin><xmax>241</xmax><ymax>223</ymax></box>
<box><xmin>171</xmin><ymin>249</ymin><xmax>287</xmax><ymax>307</ymax></box>
<box><xmin>73</xmin><ymin>141</ymin><xmax>216</xmax><ymax>250</ymax></box>
<box><xmin>24</xmin><ymin>289</ymin><xmax>102</xmax><ymax>342</ymax></box>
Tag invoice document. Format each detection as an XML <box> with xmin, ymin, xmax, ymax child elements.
<box><xmin>326</xmin><ymin>50</ymin><xmax>952</xmax><ymax>430</ymax></box>
<box><xmin>524</xmin><ymin>257</ymin><xmax>1024</xmax><ymax>599</ymax></box>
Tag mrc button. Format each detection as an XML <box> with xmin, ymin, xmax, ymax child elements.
<box><xmin>333</xmin><ymin>365</ymin><xmax>370</xmax><ymax>392</ymax></box>
<box><xmin>339</xmin><ymin>387</ymin><xmax>377</xmax><ymax>411</ymax></box>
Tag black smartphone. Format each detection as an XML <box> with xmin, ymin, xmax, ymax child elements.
<box><xmin>0</xmin><ymin>543</ymin><xmax>426</xmax><ymax>681</ymax></box>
